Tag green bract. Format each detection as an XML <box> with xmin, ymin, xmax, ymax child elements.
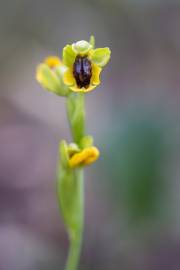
<box><xmin>57</xmin><ymin>164</ymin><xmax>84</xmax><ymax>238</ymax></box>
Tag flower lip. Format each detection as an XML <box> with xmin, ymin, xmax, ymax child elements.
<box><xmin>69</xmin><ymin>146</ymin><xmax>100</xmax><ymax>168</ymax></box>
<box><xmin>73</xmin><ymin>55</ymin><xmax>92</xmax><ymax>89</ymax></box>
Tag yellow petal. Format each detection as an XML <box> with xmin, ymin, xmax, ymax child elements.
<box><xmin>91</xmin><ymin>63</ymin><xmax>102</xmax><ymax>86</ymax></box>
<box><xmin>69</xmin><ymin>151</ymin><xmax>86</xmax><ymax>168</ymax></box>
<box><xmin>63</xmin><ymin>69</ymin><xmax>75</xmax><ymax>86</ymax></box>
<box><xmin>69</xmin><ymin>147</ymin><xmax>100</xmax><ymax>168</ymax></box>
<box><xmin>45</xmin><ymin>56</ymin><xmax>62</xmax><ymax>68</ymax></box>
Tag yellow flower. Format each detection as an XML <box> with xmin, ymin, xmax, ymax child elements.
<box><xmin>36</xmin><ymin>38</ymin><xmax>111</xmax><ymax>94</ymax></box>
<box><xmin>62</xmin><ymin>40</ymin><xmax>111</xmax><ymax>93</ymax></box>
<box><xmin>69</xmin><ymin>146</ymin><xmax>100</xmax><ymax>168</ymax></box>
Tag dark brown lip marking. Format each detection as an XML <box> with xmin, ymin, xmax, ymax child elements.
<box><xmin>73</xmin><ymin>56</ymin><xmax>92</xmax><ymax>88</ymax></box>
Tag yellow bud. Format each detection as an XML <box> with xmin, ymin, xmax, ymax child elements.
<box><xmin>45</xmin><ymin>56</ymin><xmax>62</xmax><ymax>68</ymax></box>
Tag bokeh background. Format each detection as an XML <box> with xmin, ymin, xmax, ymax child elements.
<box><xmin>1</xmin><ymin>0</ymin><xmax>180</xmax><ymax>269</ymax></box>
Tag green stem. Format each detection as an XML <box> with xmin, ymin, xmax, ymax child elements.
<box><xmin>65</xmin><ymin>169</ymin><xmax>84</xmax><ymax>270</ymax></box>
<box><xmin>56</xmin><ymin>166</ymin><xmax>84</xmax><ymax>270</ymax></box>
<box><xmin>65</xmin><ymin>233</ymin><xmax>82</xmax><ymax>270</ymax></box>
<box><xmin>66</xmin><ymin>92</ymin><xmax>85</xmax><ymax>144</ymax></box>
<box><xmin>64</xmin><ymin>93</ymin><xmax>85</xmax><ymax>270</ymax></box>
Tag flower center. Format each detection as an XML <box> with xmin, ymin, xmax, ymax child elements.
<box><xmin>73</xmin><ymin>56</ymin><xmax>92</xmax><ymax>88</ymax></box>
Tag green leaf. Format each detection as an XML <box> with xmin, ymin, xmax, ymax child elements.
<box><xmin>91</xmin><ymin>47</ymin><xmax>111</xmax><ymax>67</ymax></box>
<box><xmin>63</xmin><ymin>45</ymin><xmax>76</xmax><ymax>67</ymax></box>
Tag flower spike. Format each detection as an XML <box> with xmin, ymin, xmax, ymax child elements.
<box><xmin>36</xmin><ymin>36</ymin><xmax>111</xmax><ymax>270</ymax></box>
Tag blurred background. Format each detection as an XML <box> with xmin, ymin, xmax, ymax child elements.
<box><xmin>1</xmin><ymin>0</ymin><xmax>180</xmax><ymax>269</ymax></box>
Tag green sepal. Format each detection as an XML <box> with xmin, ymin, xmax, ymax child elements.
<box><xmin>91</xmin><ymin>47</ymin><xmax>111</xmax><ymax>67</ymax></box>
<box><xmin>36</xmin><ymin>63</ymin><xmax>68</xmax><ymax>96</ymax></box>
<box><xmin>63</xmin><ymin>45</ymin><xmax>76</xmax><ymax>67</ymax></box>
<box><xmin>55</xmin><ymin>65</ymin><xmax>67</xmax><ymax>79</ymax></box>
<box><xmin>66</xmin><ymin>92</ymin><xmax>85</xmax><ymax>144</ymax></box>
<box><xmin>55</xmin><ymin>66</ymin><xmax>70</xmax><ymax>96</ymax></box>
